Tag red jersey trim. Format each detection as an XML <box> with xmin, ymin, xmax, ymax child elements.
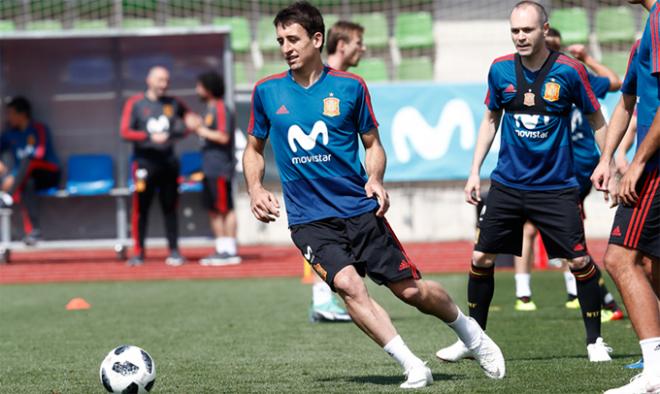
<box><xmin>328</xmin><ymin>69</ymin><xmax>379</xmax><ymax>128</ymax></box>
<box><xmin>556</xmin><ymin>54</ymin><xmax>600</xmax><ymax>111</ymax></box>
<box><xmin>120</xmin><ymin>93</ymin><xmax>148</xmax><ymax>141</ymax></box>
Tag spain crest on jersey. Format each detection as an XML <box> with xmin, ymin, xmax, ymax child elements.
<box><xmin>322</xmin><ymin>97</ymin><xmax>340</xmax><ymax>117</ymax></box>
<box><xmin>543</xmin><ymin>82</ymin><xmax>561</xmax><ymax>102</ymax></box>
<box><xmin>162</xmin><ymin>104</ymin><xmax>174</xmax><ymax>117</ymax></box>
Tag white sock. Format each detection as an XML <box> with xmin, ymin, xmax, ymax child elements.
<box><xmin>564</xmin><ymin>271</ymin><xmax>577</xmax><ymax>297</ymax></box>
<box><xmin>312</xmin><ymin>281</ymin><xmax>333</xmax><ymax>306</ymax></box>
<box><xmin>447</xmin><ymin>308</ymin><xmax>482</xmax><ymax>350</ymax></box>
<box><xmin>225</xmin><ymin>237</ymin><xmax>237</xmax><ymax>255</ymax></box>
<box><xmin>514</xmin><ymin>273</ymin><xmax>532</xmax><ymax>298</ymax></box>
<box><xmin>640</xmin><ymin>337</ymin><xmax>660</xmax><ymax>376</ymax></box>
<box><xmin>383</xmin><ymin>335</ymin><xmax>424</xmax><ymax>371</ymax></box>
<box><xmin>215</xmin><ymin>238</ymin><xmax>224</xmax><ymax>254</ymax></box>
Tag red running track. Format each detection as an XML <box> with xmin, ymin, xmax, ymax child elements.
<box><xmin>0</xmin><ymin>239</ymin><xmax>609</xmax><ymax>284</ymax></box>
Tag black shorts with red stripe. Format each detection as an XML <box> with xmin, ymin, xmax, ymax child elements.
<box><xmin>609</xmin><ymin>168</ymin><xmax>660</xmax><ymax>258</ymax></box>
<box><xmin>290</xmin><ymin>210</ymin><xmax>421</xmax><ymax>291</ymax></box>
<box><xmin>202</xmin><ymin>176</ymin><xmax>234</xmax><ymax>214</ymax></box>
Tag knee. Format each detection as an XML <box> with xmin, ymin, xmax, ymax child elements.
<box><xmin>395</xmin><ymin>284</ymin><xmax>424</xmax><ymax>305</ymax></box>
<box><xmin>472</xmin><ymin>251</ymin><xmax>496</xmax><ymax>267</ymax></box>
<box><xmin>567</xmin><ymin>255</ymin><xmax>590</xmax><ymax>270</ymax></box>
<box><xmin>333</xmin><ymin>270</ymin><xmax>365</xmax><ymax>299</ymax></box>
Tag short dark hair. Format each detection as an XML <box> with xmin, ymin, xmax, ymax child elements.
<box><xmin>273</xmin><ymin>1</ymin><xmax>325</xmax><ymax>53</ymax></box>
<box><xmin>7</xmin><ymin>96</ymin><xmax>31</xmax><ymax>118</ymax></box>
<box><xmin>197</xmin><ymin>71</ymin><xmax>225</xmax><ymax>99</ymax></box>
<box><xmin>513</xmin><ymin>1</ymin><xmax>549</xmax><ymax>25</ymax></box>
<box><xmin>547</xmin><ymin>27</ymin><xmax>561</xmax><ymax>39</ymax></box>
<box><xmin>326</xmin><ymin>21</ymin><xmax>364</xmax><ymax>55</ymax></box>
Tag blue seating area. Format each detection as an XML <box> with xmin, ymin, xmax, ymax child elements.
<box><xmin>66</xmin><ymin>154</ymin><xmax>115</xmax><ymax>196</ymax></box>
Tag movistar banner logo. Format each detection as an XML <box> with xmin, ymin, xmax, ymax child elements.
<box><xmin>513</xmin><ymin>114</ymin><xmax>549</xmax><ymax>139</ymax></box>
<box><xmin>287</xmin><ymin>121</ymin><xmax>332</xmax><ymax>165</ymax></box>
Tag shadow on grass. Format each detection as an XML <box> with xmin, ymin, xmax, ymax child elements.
<box><xmin>509</xmin><ymin>353</ymin><xmax>640</xmax><ymax>362</ymax></box>
<box><xmin>321</xmin><ymin>372</ymin><xmax>457</xmax><ymax>386</ymax></box>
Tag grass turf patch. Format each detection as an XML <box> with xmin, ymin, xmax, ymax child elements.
<box><xmin>0</xmin><ymin>272</ymin><xmax>642</xmax><ymax>393</ymax></box>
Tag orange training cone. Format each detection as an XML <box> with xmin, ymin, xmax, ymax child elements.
<box><xmin>66</xmin><ymin>297</ymin><xmax>91</xmax><ymax>310</ymax></box>
<box><xmin>301</xmin><ymin>258</ymin><xmax>314</xmax><ymax>284</ymax></box>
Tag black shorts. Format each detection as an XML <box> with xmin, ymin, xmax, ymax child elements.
<box><xmin>290</xmin><ymin>211</ymin><xmax>421</xmax><ymax>291</ymax></box>
<box><xmin>476</xmin><ymin>182</ymin><xmax>587</xmax><ymax>259</ymax></box>
<box><xmin>609</xmin><ymin>169</ymin><xmax>660</xmax><ymax>259</ymax></box>
<box><xmin>202</xmin><ymin>175</ymin><xmax>234</xmax><ymax>214</ymax></box>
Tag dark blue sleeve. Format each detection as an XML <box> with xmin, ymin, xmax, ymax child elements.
<box><xmin>485</xmin><ymin>64</ymin><xmax>502</xmax><ymax>110</ymax></box>
<box><xmin>570</xmin><ymin>63</ymin><xmax>601</xmax><ymax>115</ymax></box>
<box><xmin>621</xmin><ymin>42</ymin><xmax>639</xmax><ymax>95</ymax></box>
<box><xmin>587</xmin><ymin>75</ymin><xmax>611</xmax><ymax>99</ymax></box>
<box><xmin>247</xmin><ymin>85</ymin><xmax>270</xmax><ymax>140</ymax></box>
<box><xmin>354</xmin><ymin>79</ymin><xmax>379</xmax><ymax>133</ymax></box>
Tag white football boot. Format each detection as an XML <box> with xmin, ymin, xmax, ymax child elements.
<box><xmin>400</xmin><ymin>363</ymin><xmax>433</xmax><ymax>389</ymax></box>
<box><xmin>436</xmin><ymin>340</ymin><xmax>471</xmax><ymax>362</ymax></box>
<box><xmin>471</xmin><ymin>331</ymin><xmax>506</xmax><ymax>379</ymax></box>
<box><xmin>587</xmin><ymin>337</ymin><xmax>612</xmax><ymax>362</ymax></box>
<box><xmin>604</xmin><ymin>373</ymin><xmax>660</xmax><ymax>394</ymax></box>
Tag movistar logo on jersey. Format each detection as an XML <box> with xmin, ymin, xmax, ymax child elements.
<box><xmin>287</xmin><ymin>120</ymin><xmax>332</xmax><ymax>165</ymax></box>
<box><xmin>513</xmin><ymin>114</ymin><xmax>549</xmax><ymax>139</ymax></box>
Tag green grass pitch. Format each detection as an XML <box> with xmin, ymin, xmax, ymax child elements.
<box><xmin>0</xmin><ymin>272</ymin><xmax>643</xmax><ymax>393</ymax></box>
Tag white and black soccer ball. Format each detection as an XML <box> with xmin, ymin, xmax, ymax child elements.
<box><xmin>99</xmin><ymin>345</ymin><xmax>156</xmax><ymax>393</ymax></box>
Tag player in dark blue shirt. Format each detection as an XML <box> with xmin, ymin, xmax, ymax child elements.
<box><xmin>242</xmin><ymin>1</ymin><xmax>504</xmax><ymax>388</ymax></box>
<box><xmin>437</xmin><ymin>1</ymin><xmax>612</xmax><ymax>364</ymax></box>
<box><xmin>592</xmin><ymin>1</ymin><xmax>660</xmax><ymax>391</ymax></box>
<box><xmin>511</xmin><ymin>27</ymin><xmax>623</xmax><ymax>322</ymax></box>
<box><xmin>0</xmin><ymin>96</ymin><xmax>60</xmax><ymax>245</ymax></box>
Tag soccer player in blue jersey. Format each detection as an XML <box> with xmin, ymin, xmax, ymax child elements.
<box><xmin>593</xmin><ymin>0</ymin><xmax>660</xmax><ymax>391</ymax></box>
<box><xmin>242</xmin><ymin>1</ymin><xmax>504</xmax><ymax>388</ymax></box>
<box><xmin>304</xmin><ymin>20</ymin><xmax>366</xmax><ymax>323</ymax></box>
<box><xmin>0</xmin><ymin>96</ymin><xmax>60</xmax><ymax>245</ymax></box>
<box><xmin>511</xmin><ymin>27</ymin><xmax>624</xmax><ymax>323</ymax></box>
<box><xmin>436</xmin><ymin>1</ymin><xmax>613</xmax><ymax>364</ymax></box>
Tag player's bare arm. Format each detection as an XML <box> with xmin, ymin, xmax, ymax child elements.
<box><xmin>361</xmin><ymin>128</ymin><xmax>389</xmax><ymax>217</ymax></box>
<box><xmin>465</xmin><ymin>108</ymin><xmax>502</xmax><ymax>205</ymax></box>
<box><xmin>614</xmin><ymin>115</ymin><xmax>637</xmax><ymax>174</ymax></box>
<box><xmin>618</xmin><ymin>108</ymin><xmax>660</xmax><ymax>205</ymax></box>
<box><xmin>568</xmin><ymin>44</ymin><xmax>622</xmax><ymax>91</ymax></box>
<box><xmin>591</xmin><ymin>94</ymin><xmax>637</xmax><ymax>193</ymax></box>
<box><xmin>243</xmin><ymin>135</ymin><xmax>280</xmax><ymax>223</ymax></box>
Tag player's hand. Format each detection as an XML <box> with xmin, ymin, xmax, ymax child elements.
<box><xmin>150</xmin><ymin>132</ymin><xmax>169</xmax><ymax>144</ymax></box>
<box><xmin>249</xmin><ymin>186</ymin><xmax>280</xmax><ymax>223</ymax></box>
<box><xmin>365</xmin><ymin>178</ymin><xmax>390</xmax><ymax>217</ymax></box>
<box><xmin>617</xmin><ymin>162</ymin><xmax>643</xmax><ymax>206</ymax></box>
<box><xmin>464</xmin><ymin>174</ymin><xmax>481</xmax><ymax>206</ymax></box>
<box><xmin>567</xmin><ymin>44</ymin><xmax>587</xmax><ymax>61</ymax></box>
<box><xmin>185</xmin><ymin>113</ymin><xmax>202</xmax><ymax>132</ymax></box>
<box><xmin>0</xmin><ymin>161</ymin><xmax>7</xmax><ymax>175</ymax></box>
<box><xmin>591</xmin><ymin>160</ymin><xmax>610</xmax><ymax>192</ymax></box>
<box><xmin>606</xmin><ymin>170</ymin><xmax>620</xmax><ymax>208</ymax></box>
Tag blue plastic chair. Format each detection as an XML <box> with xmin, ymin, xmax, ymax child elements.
<box><xmin>179</xmin><ymin>151</ymin><xmax>203</xmax><ymax>193</ymax></box>
<box><xmin>66</xmin><ymin>154</ymin><xmax>115</xmax><ymax>196</ymax></box>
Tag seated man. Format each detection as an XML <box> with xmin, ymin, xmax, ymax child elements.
<box><xmin>0</xmin><ymin>96</ymin><xmax>61</xmax><ymax>245</ymax></box>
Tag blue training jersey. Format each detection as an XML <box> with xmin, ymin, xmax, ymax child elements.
<box><xmin>571</xmin><ymin>74</ymin><xmax>611</xmax><ymax>193</ymax></box>
<box><xmin>634</xmin><ymin>2</ymin><xmax>660</xmax><ymax>171</ymax></box>
<box><xmin>0</xmin><ymin>121</ymin><xmax>60</xmax><ymax>174</ymax></box>
<box><xmin>621</xmin><ymin>40</ymin><xmax>641</xmax><ymax>96</ymax></box>
<box><xmin>248</xmin><ymin>66</ymin><xmax>379</xmax><ymax>226</ymax></box>
<box><xmin>485</xmin><ymin>53</ymin><xmax>600</xmax><ymax>190</ymax></box>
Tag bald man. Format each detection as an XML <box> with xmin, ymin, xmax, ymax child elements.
<box><xmin>120</xmin><ymin>66</ymin><xmax>190</xmax><ymax>266</ymax></box>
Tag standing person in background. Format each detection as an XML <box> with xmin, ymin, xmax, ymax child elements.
<box><xmin>511</xmin><ymin>28</ymin><xmax>624</xmax><ymax>324</ymax></box>
<box><xmin>304</xmin><ymin>20</ymin><xmax>366</xmax><ymax>323</ymax></box>
<box><xmin>120</xmin><ymin>66</ymin><xmax>189</xmax><ymax>267</ymax></box>
<box><xmin>186</xmin><ymin>71</ymin><xmax>241</xmax><ymax>265</ymax></box>
<box><xmin>0</xmin><ymin>96</ymin><xmax>60</xmax><ymax>245</ymax></box>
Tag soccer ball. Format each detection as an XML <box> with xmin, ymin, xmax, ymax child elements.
<box><xmin>99</xmin><ymin>345</ymin><xmax>156</xmax><ymax>393</ymax></box>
